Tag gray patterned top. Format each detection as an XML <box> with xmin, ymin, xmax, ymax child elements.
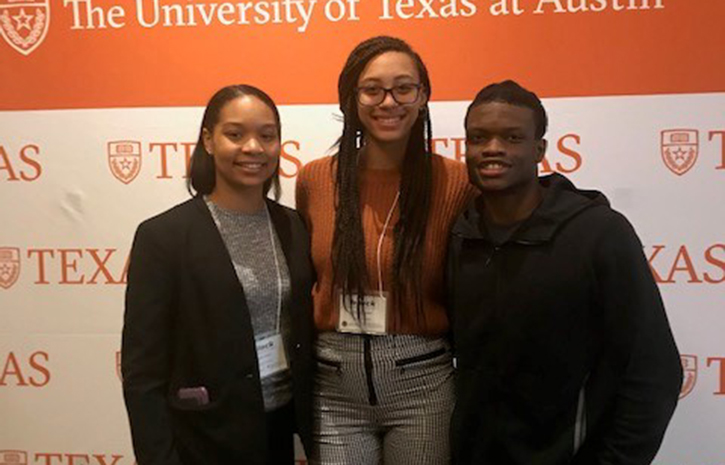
<box><xmin>206</xmin><ymin>198</ymin><xmax>292</xmax><ymax>412</ymax></box>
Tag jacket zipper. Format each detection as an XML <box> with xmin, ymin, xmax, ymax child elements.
<box><xmin>573</xmin><ymin>381</ymin><xmax>588</xmax><ymax>455</ymax></box>
<box><xmin>364</xmin><ymin>335</ymin><xmax>378</xmax><ymax>406</ymax></box>
<box><xmin>484</xmin><ymin>246</ymin><xmax>500</xmax><ymax>267</ymax></box>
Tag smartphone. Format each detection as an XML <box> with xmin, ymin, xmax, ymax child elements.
<box><xmin>177</xmin><ymin>386</ymin><xmax>209</xmax><ymax>406</ymax></box>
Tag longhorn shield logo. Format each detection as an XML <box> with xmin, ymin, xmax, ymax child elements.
<box><xmin>0</xmin><ymin>247</ymin><xmax>20</xmax><ymax>290</ymax></box>
<box><xmin>0</xmin><ymin>450</ymin><xmax>28</xmax><ymax>465</ymax></box>
<box><xmin>661</xmin><ymin>129</ymin><xmax>699</xmax><ymax>176</ymax></box>
<box><xmin>108</xmin><ymin>141</ymin><xmax>142</xmax><ymax>184</ymax></box>
<box><xmin>0</xmin><ymin>0</ymin><xmax>50</xmax><ymax>56</ymax></box>
<box><xmin>679</xmin><ymin>354</ymin><xmax>697</xmax><ymax>399</ymax></box>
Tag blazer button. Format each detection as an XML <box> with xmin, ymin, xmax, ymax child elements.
<box><xmin>295</xmin><ymin>343</ymin><xmax>301</xmax><ymax>350</ymax></box>
<box><xmin>245</xmin><ymin>373</ymin><xmax>254</xmax><ymax>380</ymax></box>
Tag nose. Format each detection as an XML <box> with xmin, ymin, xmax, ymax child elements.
<box><xmin>241</xmin><ymin>136</ymin><xmax>263</xmax><ymax>154</ymax></box>
<box><xmin>481</xmin><ymin>137</ymin><xmax>505</xmax><ymax>156</ymax></box>
<box><xmin>379</xmin><ymin>89</ymin><xmax>398</xmax><ymax>107</ymax></box>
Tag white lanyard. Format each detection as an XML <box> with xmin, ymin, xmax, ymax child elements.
<box><xmin>254</xmin><ymin>205</ymin><xmax>288</xmax><ymax>380</ymax></box>
<box><xmin>265</xmin><ymin>205</ymin><xmax>283</xmax><ymax>334</ymax></box>
<box><xmin>376</xmin><ymin>191</ymin><xmax>400</xmax><ymax>298</ymax></box>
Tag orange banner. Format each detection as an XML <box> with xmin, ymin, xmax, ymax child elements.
<box><xmin>1</xmin><ymin>0</ymin><xmax>723</xmax><ymax>110</ymax></box>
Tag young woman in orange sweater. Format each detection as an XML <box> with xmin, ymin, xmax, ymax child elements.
<box><xmin>296</xmin><ymin>37</ymin><xmax>472</xmax><ymax>464</ymax></box>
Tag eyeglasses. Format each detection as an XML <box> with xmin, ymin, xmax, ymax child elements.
<box><xmin>355</xmin><ymin>83</ymin><xmax>423</xmax><ymax>106</ymax></box>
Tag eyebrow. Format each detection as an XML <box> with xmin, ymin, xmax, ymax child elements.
<box><xmin>468</xmin><ymin>126</ymin><xmax>525</xmax><ymax>133</ymax></box>
<box><xmin>220</xmin><ymin>122</ymin><xmax>278</xmax><ymax>130</ymax></box>
<box><xmin>359</xmin><ymin>75</ymin><xmax>418</xmax><ymax>84</ymax></box>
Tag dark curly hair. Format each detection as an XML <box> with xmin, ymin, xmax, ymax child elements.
<box><xmin>465</xmin><ymin>80</ymin><xmax>548</xmax><ymax>139</ymax></box>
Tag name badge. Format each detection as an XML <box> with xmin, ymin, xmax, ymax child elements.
<box><xmin>255</xmin><ymin>333</ymin><xmax>288</xmax><ymax>379</ymax></box>
<box><xmin>337</xmin><ymin>293</ymin><xmax>388</xmax><ymax>335</ymax></box>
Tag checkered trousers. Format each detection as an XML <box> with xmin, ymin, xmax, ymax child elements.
<box><xmin>309</xmin><ymin>332</ymin><xmax>454</xmax><ymax>465</ymax></box>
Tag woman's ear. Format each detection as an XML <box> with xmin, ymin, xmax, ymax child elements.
<box><xmin>202</xmin><ymin>127</ymin><xmax>213</xmax><ymax>155</ymax></box>
<box><xmin>420</xmin><ymin>86</ymin><xmax>429</xmax><ymax>107</ymax></box>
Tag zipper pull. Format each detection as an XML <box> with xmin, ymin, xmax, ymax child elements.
<box><xmin>484</xmin><ymin>246</ymin><xmax>500</xmax><ymax>267</ymax></box>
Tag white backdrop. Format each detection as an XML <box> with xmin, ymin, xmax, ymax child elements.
<box><xmin>1</xmin><ymin>92</ymin><xmax>723</xmax><ymax>464</ymax></box>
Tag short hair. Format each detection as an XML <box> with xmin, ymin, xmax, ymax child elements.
<box><xmin>187</xmin><ymin>84</ymin><xmax>281</xmax><ymax>199</ymax></box>
<box><xmin>465</xmin><ymin>80</ymin><xmax>548</xmax><ymax>139</ymax></box>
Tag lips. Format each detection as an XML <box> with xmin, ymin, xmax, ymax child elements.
<box><xmin>476</xmin><ymin>160</ymin><xmax>510</xmax><ymax>176</ymax></box>
<box><xmin>233</xmin><ymin>160</ymin><xmax>267</xmax><ymax>173</ymax></box>
<box><xmin>372</xmin><ymin>114</ymin><xmax>405</xmax><ymax>129</ymax></box>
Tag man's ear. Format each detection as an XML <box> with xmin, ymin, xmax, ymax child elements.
<box><xmin>535</xmin><ymin>138</ymin><xmax>547</xmax><ymax>163</ymax></box>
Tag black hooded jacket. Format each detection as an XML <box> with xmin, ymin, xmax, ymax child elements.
<box><xmin>447</xmin><ymin>173</ymin><xmax>682</xmax><ymax>465</ymax></box>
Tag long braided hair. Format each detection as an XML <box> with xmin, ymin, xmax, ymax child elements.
<box><xmin>333</xmin><ymin>36</ymin><xmax>433</xmax><ymax>328</ymax></box>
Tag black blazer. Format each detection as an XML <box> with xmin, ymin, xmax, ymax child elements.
<box><xmin>122</xmin><ymin>197</ymin><xmax>314</xmax><ymax>465</ymax></box>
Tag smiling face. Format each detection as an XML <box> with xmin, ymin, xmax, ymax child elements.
<box><xmin>465</xmin><ymin>101</ymin><xmax>547</xmax><ymax>194</ymax></box>
<box><xmin>356</xmin><ymin>51</ymin><xmax>427</xmax><ymax>148</ymax></box>
<box><xmin>203</xmin><ymin>95</ymin><xmax>280</xmax><ymax>198</ymax></box>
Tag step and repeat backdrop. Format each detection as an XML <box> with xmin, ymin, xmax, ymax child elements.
<box><xmin>1</xmin><ymin>0</ymin><xmax>724</xmax><ymax>464</ymax></box>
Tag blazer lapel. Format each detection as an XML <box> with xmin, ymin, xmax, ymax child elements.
<box><xmin>188</xmin><ymin>197</ymin><xmax>252</xmax><ymax>339</ymax></box>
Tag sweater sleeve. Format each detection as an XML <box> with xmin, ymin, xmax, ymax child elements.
<box><xmin>588</xmin><ymin>212</ymin><xmax>682</xmax><ymax>465</ymax></box>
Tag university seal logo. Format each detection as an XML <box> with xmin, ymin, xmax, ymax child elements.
<box><xmin>108</xmin><ymin>141</ymin><xmax>142</xmax><ymax>184</ymax></box>
<box><xmin>661</xmin><ymin>129</ymin><xmax>699</xmax><ymax>176</ymax></box>
<box><xmin>0</xmin><ymin>247</ymin><xmax>20</xmax><ymax>289</ymax></box>
<box><xmin>679</xmin><ymin>354</ymin><xmax>697</xmax><ymax>399</ymax></box>
<box><xmin>0</xmin><ymin>450</ymin><xmax>28</xmax><ymax>465</ymax></box>
<box><xmin>0</xmin><ymin>0</ymin><xmax>49</xmax><ymax>56</ymax></box>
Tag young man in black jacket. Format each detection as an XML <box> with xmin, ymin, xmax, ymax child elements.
<box><xmin>447</xmin><ymin>80</ymin><xmax>682</xmax><ymax>465</ymax></box>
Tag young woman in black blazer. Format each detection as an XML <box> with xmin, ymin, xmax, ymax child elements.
<box><xmin>121</xmin><ymin>85</ymin><xmax>314</xmax><ymax>465</ymax></box>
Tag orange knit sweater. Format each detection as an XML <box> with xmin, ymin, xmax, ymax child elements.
<box><xmin>295</xmin><ymin>154</ymin><xmax>473</xmax><ymax>336</ymax></box>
